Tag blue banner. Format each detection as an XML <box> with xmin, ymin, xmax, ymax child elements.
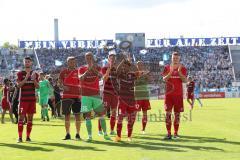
<box><xmin>19</xmin><ymin>40</ymin><xmax>114</xmax><ymax>49</ymax></box>
<box><xmin>147</xmin><ymin>37</ymin><xmax>240</xmax><ymax>47</ymax></box>
<box><xmin>19</xmin><ymin>37</ymin><xmax>240</xmax><ymax>48</ymax></box>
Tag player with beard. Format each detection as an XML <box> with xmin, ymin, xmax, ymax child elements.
<box><xmin>115</xmin><ymin>54</ymin><xmax>138</xmax><ymax>142</ymax></box>
<box><xmin>17</xmin><ymin>56</ymin><xmax>39</xmax><ymax>142</ymax></box>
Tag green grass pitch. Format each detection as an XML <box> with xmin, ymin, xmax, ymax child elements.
<box><xmin>0</xmin><ymin>98</ymin><xmax>240</xmax><ymax>160</ymax></box>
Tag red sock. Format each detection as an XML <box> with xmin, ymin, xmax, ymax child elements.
<box><xmin>166</xmin><ymin>112</ymin><xmax>172</xmax><ymax>135</ymax></box>
<box><xmin>98</xmin><ymin>119</ymin><xmax>102</xmax><ymax>132</ymax></box>
<box><xmin>110</xmin><ymin>115</ymin><xmax>116</xmax><ymax>131</ymax></box>
<box><xmin>142</xmin><ymin>114</ymin><xmax>147</xmax><ymax>131</ymax></box>
<box><xmin>117</xmin><ymin>115</ymin><xmax>123</xmax><ymax>137</ymax></box>
<box><xmin>127</xmin><ymin>112</ymin><xmax>136</xmax><ymax>138</ymax></box>
<box><xmin>26</xmin><ymin>121</ymin><xmax>32</xmax><ymax>138</ymax></box>
<box><xmin>18</xmin><ymin>120</ymin><xmax>24</xmax><ymax>138</ymax></box>
<box><xmin>174</xmin><ymin>112</ymin><xmax>180</xmax><ymax>135</ymax></box>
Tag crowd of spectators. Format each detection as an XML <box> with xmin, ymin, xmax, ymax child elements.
<box><xmin>1</xmin><ymin>45</ymin><xmax>235</xmax><ymax>90</ymax></box>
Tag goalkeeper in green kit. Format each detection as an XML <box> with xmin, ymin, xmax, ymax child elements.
<box><xmin>37</xmin><ymin>72</ymin><xmax>51</xmax><ymax>121</ymax></box>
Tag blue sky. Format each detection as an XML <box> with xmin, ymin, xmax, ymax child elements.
<box><xmin>0</xmin><ymin>0</ymin><xmax>239</xmax><ymax>45</ymax></box>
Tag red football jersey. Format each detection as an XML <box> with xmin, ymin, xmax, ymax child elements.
<box><xmin>118</xmin><ymin>71</ymin><xmax>137</xmax><ymax>106</ymax></box>
<box><xmin>102</xmin><ymin>65</ymin><xmax>118</xmax><ymax>95</ymax></box>
<box><xmin>162</xmin><ymin>65</ymin><xmax>187</xmax><ymax>96</ymax></box>
<box><xmin>187</xmin><ymin>81</ymin><xmax>195</xmax><ymax>94</ymax></box>
<box><xmin>17</xmin><ymin>70</ymin><xmax>39</xmax><ymax>102</ymax></box>
<box><xmin>2</xmin><ymin>86</ymin><xmax>10</xmax><ymax>102</ymax></box>
<box><xmin>59</xmin><ymin>68</ymin><xmax>81</xmax><ymax>99</ymax></box>
<box><xmin>79</xmin><ymin>66</ymin><xmax>101</xmax><ymax>96</ymax></box>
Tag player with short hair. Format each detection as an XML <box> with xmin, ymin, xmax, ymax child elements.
<box><xmin>162</xmin><ymin>51</ymin><xmax>187</xmax><ymax>139</ymax></box>
<box><xmin>135</xmin><ymin>61</ymin><xmax>151</xmax><ymax>134</ymax></box>
<box><xmin>38</xmin><ymin>72</ymin><xmax>51</xmax><ymax>121</ymax></box>
<box><xmin>59</xmin><ymin>56</ymin><xmax>81</xmax><ymax>140</ymax></box>
<box><xmin>1</xmin><ymin>78</ymin><xmax>14</xmax><ymax>124</ymax></box>
<box><xmin>115</xmin><ymin>55</ymin><xmax>138</xmax><ymax>142</ymax></box>
<box><xmin>79</xmin><ymin>52</ymin><xmax>110</xmax><ymax>141</ymax></box>
<box><xmin>17</xmin><ymin>56</ymin><xmax>39</xmax><ymax>142</ymax></box>
<box><xmin>186</xmin><ymin>76</ymin><xmax>195</xmax><ymax>110</ymax></box>
<box><xmin>98</xmin><ymin>51</ymin><xmax>119</xmax><ymax>135</ymax></box>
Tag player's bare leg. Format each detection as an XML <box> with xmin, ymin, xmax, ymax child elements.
<box><xmin>74</xmin><ymin>114</ymin><xmax>81</xmax><ymax>140</ymax></box>
<box><xmin>192</xmin><ymin>99</ymin><xmax>195</xmax><ymax>108</ymax></box>
<box><xmin>1</xmin><ymin>109</ymin><xmax>6</xmax><ymax>124</ymax></box>
<box><xmin>115</xmin><ymin>114</ymin><xmax>124</xmax><ymax>142</ymax></box>
<box><xmin>164</xmin><ymin>111</ymin><xmax>172</xmax><ymax>139</ymax></box>
<box><xmin>142</xmin><ymin>110</ymin><xmax>148</xmax><ymax>134</ymax></box>
<box><xmin>187</xmin><ymin>99</ymin><xmax>193</xmax><ymax>110</ymax></box>
<box><xmin>63</xmin><ymin>114</ymin><xmax>71</xmax><ymax>140</ymax></box>
<box><xmin>51</xmin><ymin>98</ymin><xmax>57</xmax><ymax>118</ymax></box>
<box><xmin>9</xmin><ymin>108</ymin><xmax>15</xmax><ymax>123</ymax></box>
<box><xmin>127</xmin><ymin>111</ymin><xmax>137</xmax><ymax>142</ymax></box>
<box><xmin>110</xmin><ymin>108</ymin><xmax>117</xmax><ymax>135</ymax></box>
<box><xmin>173</xmin><ymin>112</ymin><xmax>180</xmax><ymax>138</ymax></box>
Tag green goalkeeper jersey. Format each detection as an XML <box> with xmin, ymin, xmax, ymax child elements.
<box><xmin>134</xmin><ymin>75</ymin><xmax>150</xmax><ymax>100</ymax></box>
<box><xmin>38</xmin><ymin>80</ymin><xmax>51</xmax><ymax>97</ymax></box>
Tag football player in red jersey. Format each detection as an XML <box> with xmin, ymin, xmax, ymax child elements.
<box><xmin>162</xmin><ymin>51</ymin><xmax>187</xmax><ymax>139</ymax></box>
<box><xmin>17</xmin><ymin>56</ymin><xmax>39</xmax><ymax>142</ymax></box>
<box><xmin>115</xmin><ymin>54</ymin><xmax>138</xmax><ymax>142</ymax></box>
<box><xmin>79</xmin><ymin>52</ymin><xmax>110</xmax><ymax>141</ymax></box>
<box><xmin>186</xmin><ymin>76</ymin><xmax>195</xmax><ymax>110</ymax></box>
<box><xmin>135</xmin><ymin>61</ymin><xmax>151</xmax><ymax>134</ymax></box>
<box><xmin>1</xmin><ymin>78</ymin><xmax>14</xmax><ymax>124</ymax></box>
<box><xmin>98</xmin><ymin>51</ymin><xmax>119</xmax><ymax>135</ymax></box>
<box><xmin>58</xmin><ymin>57</ymin><xmax>81</xmax><ymax>140</ymax></box>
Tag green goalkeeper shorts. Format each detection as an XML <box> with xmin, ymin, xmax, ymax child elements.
<box><xmin>81</xmin><ymin>96</ymin><xmax>104</xmax><ymax>113</ymax></box>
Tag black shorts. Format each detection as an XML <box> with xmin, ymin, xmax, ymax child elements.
<box><xmin>61</xmin><ymin>98</ymin><xmax>81</xmax><ymax>115</ymax></box>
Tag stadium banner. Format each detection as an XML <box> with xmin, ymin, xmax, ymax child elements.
<box><xmin>147</xmin><ymin>37</ymin><xmax>240</xmax><ymax>47</ymax></box>
<box><xmin>18</xmin><ymin>40</ymin><xmax>114</xmax><ymax>49</ymax></box>
<box><xmin>199</xmin><ymin>92</ymin><xmax>225</xmax><ymax>98</ymax></box>
<box><xmin>158</xmin><ymin>92</ymin><xmax>225</xmax><ymax>99</ymax></box>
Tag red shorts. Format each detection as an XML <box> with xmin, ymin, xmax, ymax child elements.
<box><xmin>118</xmin><ymin>99</ymin><xmax>137</xmax><ymax>116</ymax></box>
<box><xmin>103</xmin><ymin>94</ymin><xmax>118</xmax><ymax>110</ymax></box>
<box><xmin>164</xmin><ymin>95</ymin><xmax>184</xmax><ymax>112</ymax></box>
<box><xmin>135</xmin><ymin>100</ymin><xmax>151</xmax><ymax>111</ymax></box>
<box><xmin>187</xmin><ymin>92</ymin><xmax>194</xmax><ymax>100</ymax></box>
<box><xmin>1</xmin><ymin>99</ymin><xmax>11</xmax><ymax>110</ymax></box>
<box><xmin>18</xmin><ymin>101</ymin><xmax>36</xmax><ymax>115</ymax></box>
